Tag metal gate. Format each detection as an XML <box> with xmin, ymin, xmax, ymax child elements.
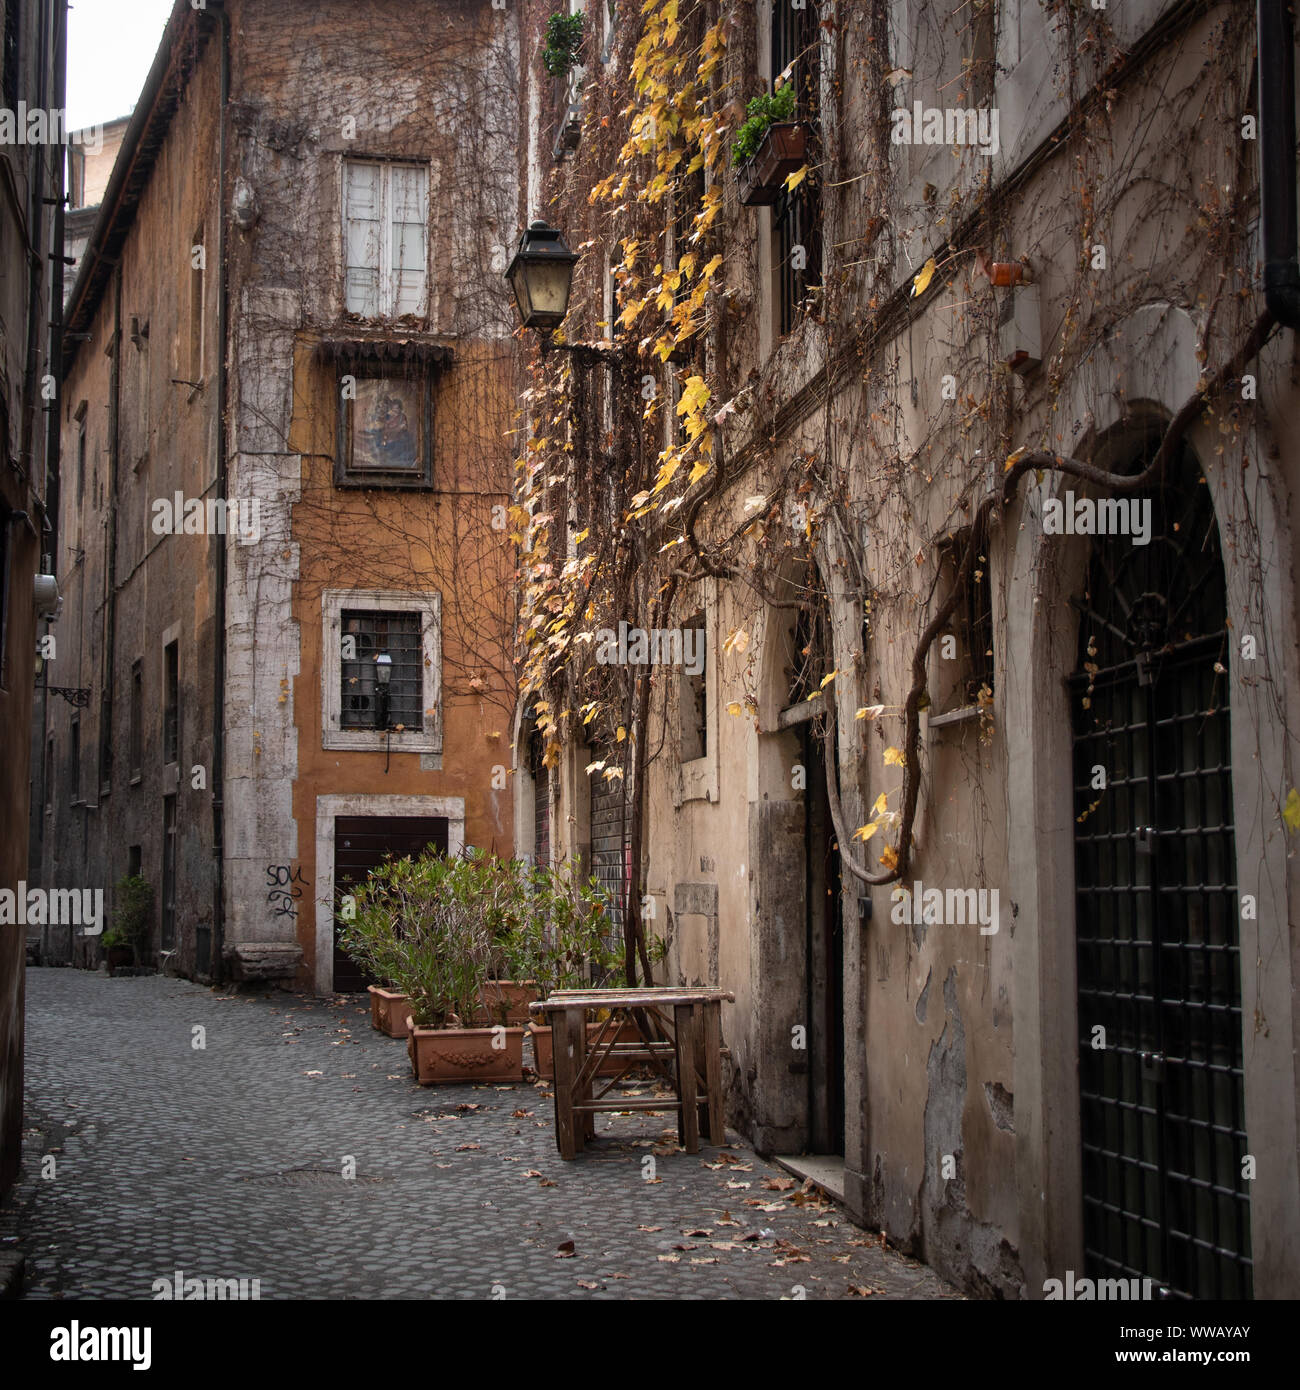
<box><xmin>1069</xmin><ymin>446</ymin><xmax>1251</xmax><ymax>1297</ymax></box>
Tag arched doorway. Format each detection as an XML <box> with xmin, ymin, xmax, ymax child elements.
<box><xmin>1069</xmin><ymin>440</ymin><xmax>1252</xmax><ymax>1297</ymax></box>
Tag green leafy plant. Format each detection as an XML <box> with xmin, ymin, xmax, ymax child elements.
<box><xmin>731</xmin><ymin>83</ymin><xmax>798</xmax><ymax>167</ymax></box>
<box><xmin>109</xmin><ymin>874</ymin><xmax>153</xmax><ymax>960</ymax></box>
<box><xmin>337</xmin><ymin>852</ymin><xmax>493</xmax><ymax>1028</ymax></box>
<box><xmin>503</xmin><ymin>861</ymin><xmax>624</xmax><ymax>998</ymax></box>
<box><xmin>337</xmin><ymin>850</ymin><xmax>627</xmax><ymax>1027</ymax></box>
<box><xmin>543</xmin><ymin>12</ymin><xmax>584</xmax><ymax>78</ymax></box>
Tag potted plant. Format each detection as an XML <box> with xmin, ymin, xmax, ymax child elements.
<box><xmin>104</xmin><ymin>873</ymin><xmax>153</xmax><ymax>974</ymax></box>
<box><xmin>339</xmin><ymin>852</ymin><xmax>526</xmax><ymax>1083</ymax></box>
<box><xmin>466</xmin><ymin>850</ymin><xmax>540</xmax><ymax>1026</ymax></box>
<box><xmin>732</xmin><ymin>84</ymin><xmax>808</xmax><ymax>207</ymax></box>
<box><xmin>335</xmin><ymin>875</ymin><xmax>412</xmax><ymax>1037</ymax></box>
<box><xmin>542</xmin><ymin>11</ymin><xmax>584</xmax><ymax>78</ymax></box>
<box><xmin>101</xmin><ymin>927</ymin><xmax>134</xmax><ymax>976</ymax></box>
<box><xmin>510</xmin><ymin>865</ymin><xmax>643</xmax><ymax>1080</ymax></box>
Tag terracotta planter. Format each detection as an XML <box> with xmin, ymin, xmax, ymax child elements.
<box><xmin>367</xmin><ymin>986</ymin><xmax>411</xmax><ymax>1039</ymax></box>
<box><xmin>738</xmin><ymin>122</ymin><xmax>809</xmax><ymax>206</ymax></box>
<box><xmin>406</xmin><ymin>1017</ymin><xmax>525</xmax><ymax>1084</ymax></box>
<box><xmin>471</xmin><ymin>980</ymin><xmax>539</xmax><ymax>1026</ymax></box>
<box><xmin>528</xmin><ymin>1020</ymin><xmax>646</xmax><ymax>1081</ymax></box>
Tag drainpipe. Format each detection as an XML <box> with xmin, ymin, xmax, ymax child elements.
<box><xmin>1258</xmin><ymin>0</ymin><xmax>1300</xmax><ymax>328</ymax></box>
<box><xmin>211</xmin><ymin>2</ymin><xmax>231</xmax><ymax>983</ymax></box>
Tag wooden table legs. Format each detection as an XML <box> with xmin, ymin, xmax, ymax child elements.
<box><xmin>674</xmin><ymin>1003</ymin><xmax>699</xmax><ymax>1153</ymax></box>
<box><xmin>552</xmin><ymin>1005</ymin><xmax>586</xmax><ymax>1159</ymax></box>
<box><xmin>546</xmin><ymin>996</ymin><xmax>727</xmax><ymax>1160</ymax></box>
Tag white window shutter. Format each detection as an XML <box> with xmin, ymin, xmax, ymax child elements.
<box><xmin>343</xmin><ymin>161</ymin><xmax>382</xmax><ymax>317</ymax></box>
<box><xmin>389</xmin><ymin>164</ymin><xmax>428</xmax><ymax>317</ymax></box>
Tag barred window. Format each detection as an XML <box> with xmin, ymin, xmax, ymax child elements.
<box><xmin>771</xmin><ymin>0</ymin><xmax>822</xmax><ymax>336</ymax></box>
<box><xmin>340</xmin><ymin>609</ymin><xmax>424</xmax><ymax>731</ymax></box>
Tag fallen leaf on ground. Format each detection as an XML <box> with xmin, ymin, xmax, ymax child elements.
<box><xmin>576</xmin><ymin>1279</ymin><xmax>600</xmax><ymax>1290</ymax></box>
<box><xmin>762</xmin><ymin>1176</ymin><xmax>796</xmax><ymax>1191</ymax></box>
<box><xmin>454</xmin><ymin>1143</ymin><xmax>481</xmax><ymax>1152</ymax></box>
<box><xmin>555</xmin><ymin>1241</ymin><xmax>576</xmax><ymax>1258</ymax></box>
<box><xmin>636</xmin><ymin>1225</ymin><xmax>662</xmax><ymax>1233</ymax></box>
<box><xmin>657</xmin><ymin>1254</ymin><xmax>680</xmax><ymax>1263</ymax></box>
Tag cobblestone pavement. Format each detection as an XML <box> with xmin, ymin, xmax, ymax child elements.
<box><xmin>2</xmin><ymin>968</ymin><xmax>959</xmax><ymax>1301</ymax></box>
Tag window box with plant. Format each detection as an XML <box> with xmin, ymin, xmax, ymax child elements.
<box><xmin>732</xmin><ymin>84</ymin><xmax>808</xmax><ymax>207</ymax></box>
<box><xmin>542</xmin><ymin>11</ymin><xmax>584</xmax><ymax>78</ymax></box>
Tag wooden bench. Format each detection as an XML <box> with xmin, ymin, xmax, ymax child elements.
<box><xmin>531</xmin><ymin>987</ymin><xmax>735</xmax><ymax>1159</ymax></box>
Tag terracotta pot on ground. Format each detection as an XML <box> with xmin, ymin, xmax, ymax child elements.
<box><xmin>406</xmin><ymin>1017</ymin><xmax>525</xmax><ymax>1084</ymax></box>
<box><xmin>471</xmin><ymin>979</ymin><xmax>539</xmax><ymax>1026</ymax></box>
<box><xmin>528</xmin><ymin>1020</ymin><xmax>646</xmax><ymax>1081</ymax></box>
<box><xmin>738</xmin><ymin>122</ymin><xmax>809</xmax><ymax>206</ymax></box>
<box><xmin>367</xmin><ymin>985</ymin><xmax>411</xmax><ymax>1039</ymax></box>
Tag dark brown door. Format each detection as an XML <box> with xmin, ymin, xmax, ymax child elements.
<box><xmin>802</xmin><ymin>724</ymin><xmax>845</xmax><ymax>1154</ymax></box>
<box><xmin>333</xmin><ymin>815</ymin><xmax>449</xmax><ymax>991</ymax></box>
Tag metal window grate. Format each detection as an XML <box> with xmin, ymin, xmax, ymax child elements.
<box><xmin>771</xmin><ymin>0</ymin><xmax>822</xmax><ymax>335</ymax></box>
<box><xmin>1071</xmin><ymin>446</ymin><xmax>1250</xmax><ymax>1299</ymax></box>
<box><xmin>340</xmin><ymin>609</ymin><xmax>423</xmax><ymax>730</ymax></box>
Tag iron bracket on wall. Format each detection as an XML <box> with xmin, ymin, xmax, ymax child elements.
<box><xmin>47</xmin><ymin>686</ymin><xmax>91</xmax><ymax>708</ymax></box>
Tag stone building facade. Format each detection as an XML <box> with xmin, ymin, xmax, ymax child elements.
<box><xmin>0</xmin><ymin>0</ymin><xmax>65</xmax><ymax>1200</ymax></box>
<box><xmin>512</xmin><ymin>0</ymin><xmax>1300</xmax><ymax>1298</ymax></box>
<box><xmin>35</xmin><ymin>0</ymin><xmax>519</xmax><ymax>991</ymax></box>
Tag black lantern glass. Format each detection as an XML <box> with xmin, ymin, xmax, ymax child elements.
<box><xmin>504</xmin><ymin>221</ymin><xmax>579</xmax><ymax>331</ymax></box>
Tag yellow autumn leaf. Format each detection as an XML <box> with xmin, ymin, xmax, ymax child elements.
<box><xmin>856</xmin><ymin>704</ymin><xmax>885</xmax><ymax>721</ymax></box>
<box><xmin>572</xmin><ymin>528</ymin><xmax>589</xmax><ymax>545</ymax></box>
<box><xmin>883</xmin><ymin>746</ymin><xmax>905</xmax><ymax>767</ymax></box>
<box><xmin>879</xmin><ymin>844</ymin><xmax>899</xmax><ymax>871</ymax></box>
<box><xmin>872</xmin><ymin>792</ymin><xmax>888</xmax><ymax>817</ymax></box>
<box><xmin>819</xmin><ymin>670</ymin><xmax>838</xmax><ymax>689</ymax></box>
<box><xmin>1004</xmin><ymin>445</ymin><xmax>1029</xmax><ymax>473</ymax></box>
<box><xmin>688</xmin><ymin>460</ymin><xmax>710</xmax><ymax>485</ymax></box>
<box><xmin>785</xmin><ymin>164</ymin><xmax>809</xmax><ymax>192</ymax></box>
<box><xmin>616</xmin><ymin>726</ymin><xmax>627</xmax><ymax>742</ymax></box>
<box><xmin>911</xmin><ymin>257</ymin><xmax>937</xmax><ymax>298</ymax></box>
<box><xmin>852</xmin><ymin>823</ymin><xmax>879</xmax><ymax>843</ymax></box>
<box><xmin>1284</xmin><ymin>787</ymin><xmax>1300</xmax><ymax>833</ymax></box>
<box><xmin>726</xmin><ymin>702</ymin><xmax>743</xmax><ymax>716</ymax></box>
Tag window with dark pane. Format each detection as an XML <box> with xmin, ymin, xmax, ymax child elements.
<box><xmin>163</xmin><ymin>641</ymin><xmax>179</xmax><ymax>764</ymax></box>
<box><xmin>935</xmin><ymin>526</ymin><xmax>994</xmax><ymax>712</ymax></box>
<box><xmin>340</xmin><ymin>609</ymin><xmax>423</xmax><ymax>730</ymax></box>
<box><xmin>680</xmin><ymin>611</ymin><xmax>707</xmax><ymax>761</ymax></box>
<box><xmin>771</xmin><ymin>0</ymin><xmax>822</xmax><ymax>336</ymax></box>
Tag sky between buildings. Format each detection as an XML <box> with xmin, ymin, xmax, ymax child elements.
<box><xmin>67</xmin><ymin>0</ymin><xmax>176</xmax><ymax>132</ymax></box>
